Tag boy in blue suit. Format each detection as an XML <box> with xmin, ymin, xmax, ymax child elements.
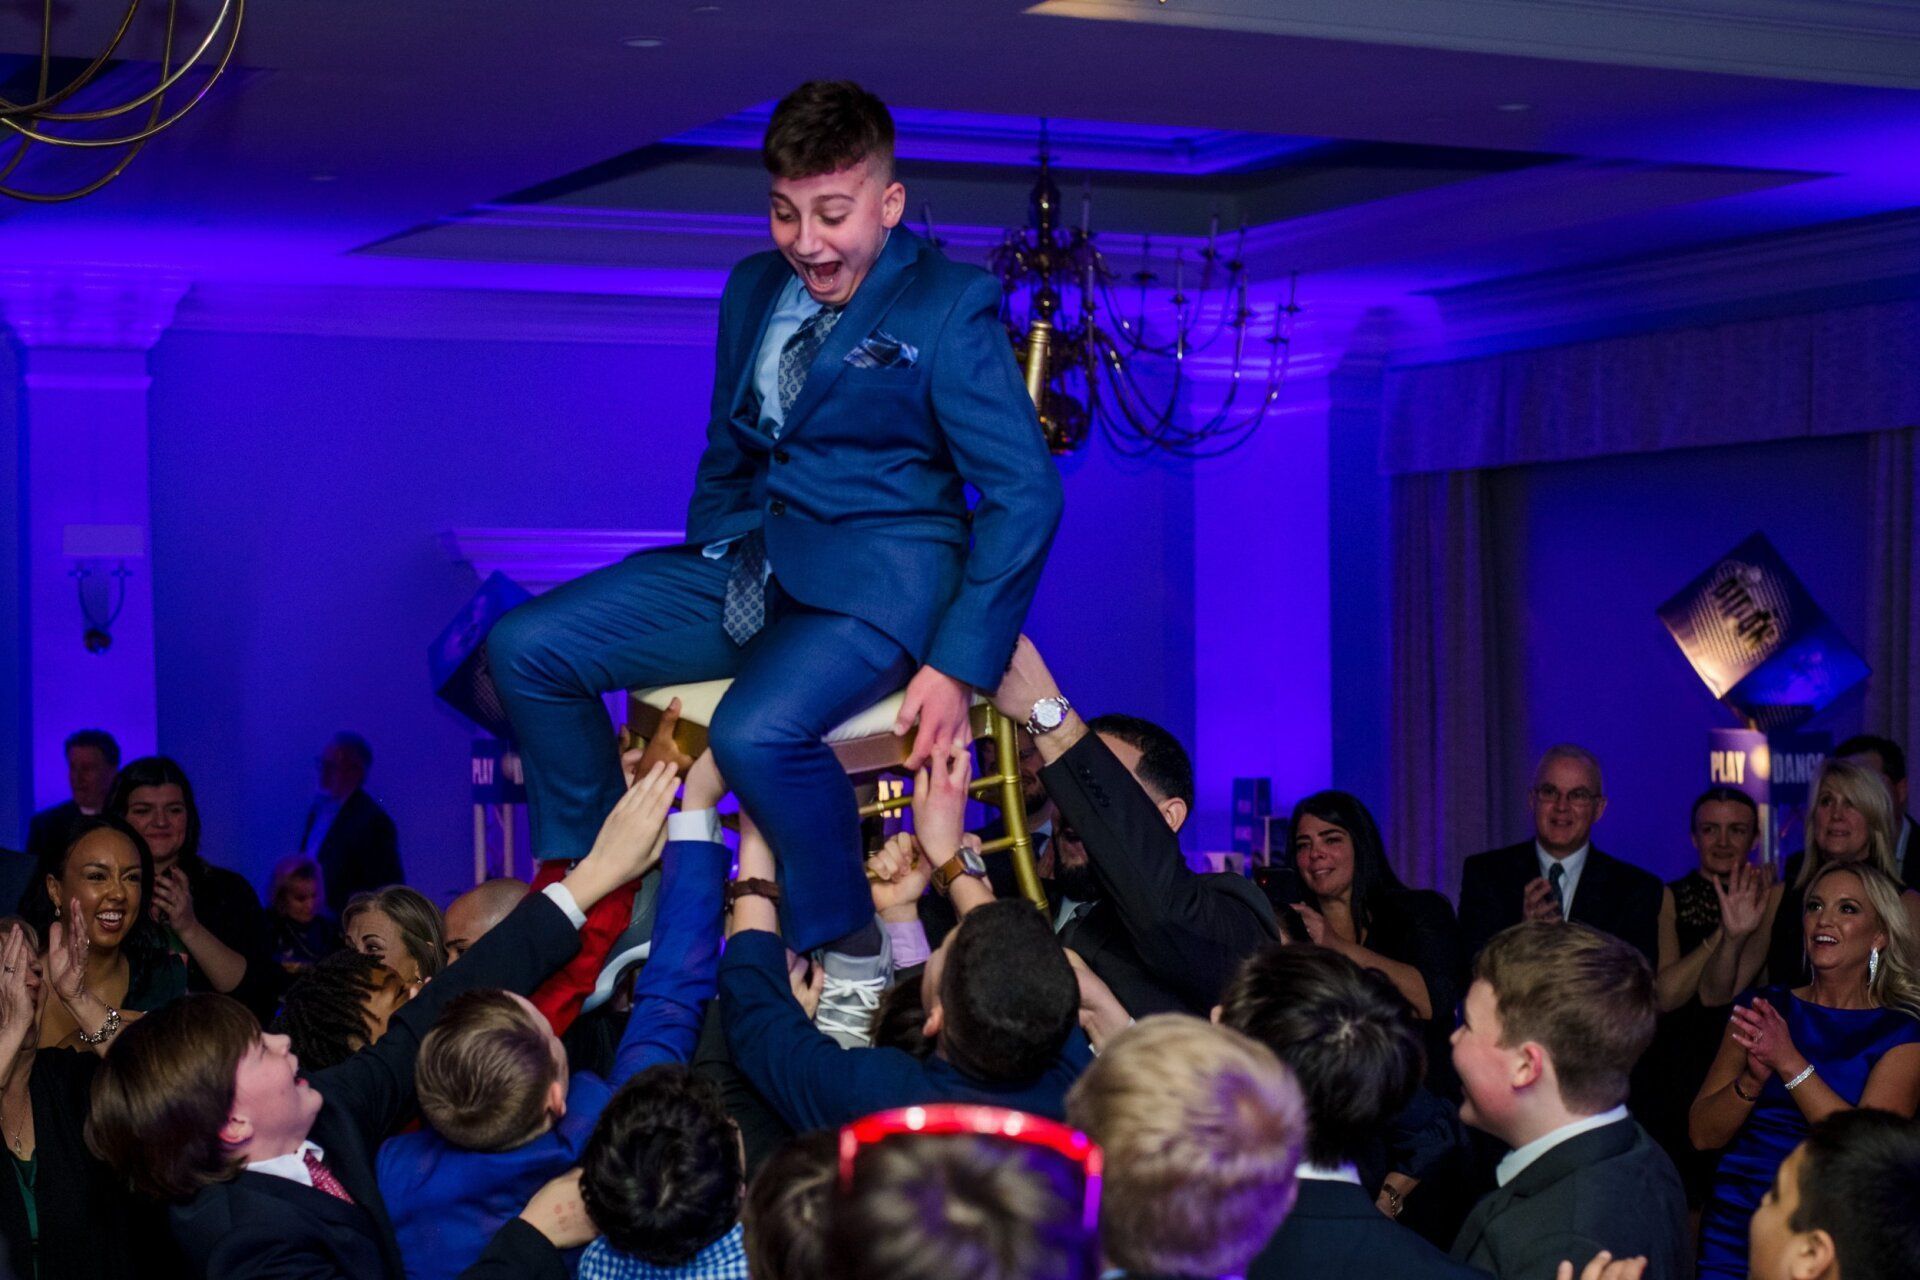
<box><xmin>489</xmin><ymin>81</ymin><xmax>1063</xmax><ymax>1025</ymax></box>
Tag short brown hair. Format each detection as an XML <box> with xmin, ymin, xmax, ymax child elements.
<box><xmin>829</xmin><ymin>1131</ymin><xmax>1096</xmax><ymax>1280</ymax></box>
<box><xmin>1474</xmin><ymin>922</ymin><xmax>1654</xmax><ymax>1112</ymax></box>
<box><xmin>743</xmin><ymin>1130</ymin><xmax>836</xmax><ymax>1280</ymax></box>
<box><xmin>416</xmin><ymin>990</ymin><xmax>558</xmax><ymax>1152</ymax></box>
<box><xmin>86</xmin><ymin>993</ymin><xmax>259</xmax><ymax>1200</ymax></box>
<box><xmin>762</xmin><ymin>81</ymin><xmax>894</xmax><ymax>181</ymax></box>
<box><xmin>1066</xmin><ymin>1015</ymin><xmax>1305</xmax><ymax>1277</ymax></box>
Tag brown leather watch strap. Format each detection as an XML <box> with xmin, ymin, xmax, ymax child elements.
<box><xmin>726</xmin><ymin>877</ymin><xmax>782</xmax><ymax>906</ymax></box>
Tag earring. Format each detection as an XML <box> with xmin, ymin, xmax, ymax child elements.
<box><xmin>1870</xmin><ymin>947</ymin><xmax>1881</xmax><ymax>985</ymax></box>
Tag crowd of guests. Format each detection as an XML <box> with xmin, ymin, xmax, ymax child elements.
<box><xmin>0</xmin><ymin>649</ymin><xmax>1916</xmax><ymax>1280</ymax></box>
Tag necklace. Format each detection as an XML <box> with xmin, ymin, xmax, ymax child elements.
<box><xmin>1</xmin><ymin>1085</ymin><xmax>30</xmax><ymax>1158</ymax></box>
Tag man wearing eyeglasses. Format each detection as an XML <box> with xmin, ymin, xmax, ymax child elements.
<box><xmin>1458</xmin><ymin>744</ymin><xmax>1663</xmax><ymax>967</ymax></box>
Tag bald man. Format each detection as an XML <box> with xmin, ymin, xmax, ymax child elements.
<box><xmin>444</xmin><ymin>878</ymin><xmax>531</xmax><ymax>964</ymax></box>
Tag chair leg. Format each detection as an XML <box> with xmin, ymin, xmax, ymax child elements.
<box><xmin>989</xmin><ymin>706</ymin><xmax>1048</xmax><ymax>912</ymax></box>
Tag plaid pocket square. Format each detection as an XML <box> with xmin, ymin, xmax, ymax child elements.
<box><xmin>844</xmin><ymin>331</ymin><xmax>919</xmax><ymax>369</ymax></box>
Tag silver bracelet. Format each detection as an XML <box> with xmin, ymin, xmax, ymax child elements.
<box><xmin>76</xmin><ymin>1006</ymin><xmax>121</xmax><ymax>1046</ymax></box>
<box><xmin>1783</xmin><ymin>1064</ymin><xmax>1817</xmax><ymax>1092</ymax></box>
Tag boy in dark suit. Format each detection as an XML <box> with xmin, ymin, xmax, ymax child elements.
<box><xmin>487</xmin><ymin>80</ymin><xmax>1062</xmax><ymax>1031</ymax></box>
<box><xmin>1448</xmin><ymin>922</ymin><xmax>1687</xmax><ymax>1280</ymax></box>
<box><xmin>1457</xmin><ymin>745</ymin><xmax>1662</xmax><ymax>966</ymax></box>
<box><xmin>1224</xmin><ymin>946</ymin><xmax>1489</xmax><ymax>1280</ymax></box>
<box><xmin>84</xmin><ymin>764</ymin><xmax>680</xmax><ymax>1280</ymax></box>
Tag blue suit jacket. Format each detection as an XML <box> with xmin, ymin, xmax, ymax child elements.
<box><xmin>378</xmin><ymin>841</ymin><xmax>727</xmax><ymax>1280</ymax></box>
<box><xmin>688</xmin><ymin>228</ymin><xmax>1063</xmax><ymax>689</ymax></box>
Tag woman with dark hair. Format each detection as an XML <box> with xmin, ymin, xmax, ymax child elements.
<box><xmin>0</xmin><ymin>919</ymin><xmax>186</xmax><ymax>1279</ymax></box>
<box><xmin>23</xmin><ymin>816</ymin><xmax>182</xmax><ymax>1048</ymax></box>
<box><xmin>343</xmin><ymin>885</ymin><xmax>446</xmax><ymax>988</ymax></box>
<box><xmin>1269</xmin><ymin>790</ymin><xmax>1464</xmax><ymax>1114</ymax></box>
<box><xmin>108</xmin><ymin>756</ymin><xmax>284</xmax><ymax>1021</ymax></box>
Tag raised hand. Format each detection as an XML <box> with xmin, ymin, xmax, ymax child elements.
<box><xmin>622</xmin><ymin>698</ymin><xmax>694</xmax><ymax>785</ymax></box>
<box><xmin>1712</xmin><ymin>862</ymin><xmax>1768</xmax><ymax>939</ymax></box>
<box><xmin>1729</xmin><ymin>996</ymin><xmax>1802</xmax><ymax>1077</ymax></box>
<box><xmin>0</xmin><ymin>927</ymin><xmax>35</xmax><ymax>1053</ymax></box>
<box><xmin>787</xmin><ymin>953</ymin><xmax>824</xmax><ymax>1018</ymax></box>
<box><xmin>1523</xmin><ymin>876</ymin><xmax>1564</xmax><ymax>923</ymax></box>
<box><xmin>519</xmin><ymin>1168</ymin><xmax>597</xmax><ymax>1250</ymax></box>
<box><xmin>681</xmin><ymin>748</ymin><xmax>728</xmax><ymax>813</ymax></box>
<box><xmin>911</xmin><ymin>739</ymin><xmax>973</xmax><ymax>864</ymax></box>
<box><xmin>990</xmin><ymin>635</ymin><xmax>1059</xmax><ymax>723</ymax></box>
<box><xmin>1290</xmin><ymin>902</ymin><xmax>1329</xmax><ymax>946</ymax></box>
<box><xmin>46</xmin><ymin>899</ymin><xmax>91</xmax><ymax>1006</ymax></box>
<box><xmin>867</xmin><ymin>832</ymin><xmax>933</xmax><ymax>916</ymax></box>
<box><xmin>1064</xmin><ymin>947</ymin><xmax>1131</xmax><ymax>1052</ymax></box>
<box><xmin>1559</xmin><ymin>1251</ymin><xmax>1648</xmax><ymax>1280</ymax></box>
<box><xmin>895</xmin><ymin>665</ymin><xmax>973</xmax><ymax>772</ymax></box>
<box><xmin>151</xmin><ymin>866</ymin><xmax>199</xmax><ymax>934</ymax></box>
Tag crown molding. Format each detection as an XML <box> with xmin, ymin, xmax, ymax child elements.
<box><xmin>169</xmin><ymin>282</ymin><xmax>721</xmax><ymax>347</ymax></box>
<box><xmin>440</xmin><ymin>527</ymin><xmax>686</xmax><ymax>595</ymax></box>
<box><xmin>1398</xmin><ymin>208</ymin><xmax>1920</xmax><ymax>363</ymax></box>
<box><xmin>0</xmin><ymin>268</ymin><xmax>190</xmax><ymax>350</ymax></box>
<box><xmin>1032</xmin><ymin>0</ymin><xmax>1920</xmax><ymax>90</ymax></box>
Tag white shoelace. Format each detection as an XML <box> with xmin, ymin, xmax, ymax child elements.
<box><xmin>814</xmin><ymin>973</ymin><xmax>888</xmax><ymax>1041</ymax></box>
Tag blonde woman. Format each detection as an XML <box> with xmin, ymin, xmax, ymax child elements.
<box><xmin>1699</xmin><ymin>758</ymin><xmax>1920</xmax><ymax>1004</ymax></box>
<box><xmin>1688</xmin><ymin>861</ymin><xmax>1920</xmax><ymax>1279</ymax></box>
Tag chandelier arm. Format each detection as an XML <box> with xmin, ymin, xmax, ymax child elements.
<box><xmin>0</xmin><ymin>135</ymin><xmax>32</xmax><ymax>185</ymax></box>
<box><xmin>0</xmin><ymin>0</ymin><xmax>144</xmax><ymax>119</ymax></box>
<box><xmin>29</xmin><ymin>0</ymin><xmax>236</xmax><ymax>124</ymax></box>
<box><xmin>0</xmin><ymin>133</ymin><xmax>153</xmax><ymax>202</ymax></box>
<box><xmin>0</xmin><ymin>0</ymin><xmax>241</xmax><ymax>149</ymax></box>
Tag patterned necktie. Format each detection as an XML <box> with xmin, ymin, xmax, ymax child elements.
<box><xmin>303</xmin><ymin>1150</ymin><xmax>356</xmax><ymax>1206</ymax></box>
<box><xmin>776</xmin><ymin>304</ymin><xmax>842</xmax><ymax>420</ymax></box>
<box><xmin>722</xmin><ymin>304</ymin><xmax>843</xmax><ymax>646</ymax></box>
<box><xmin>1547</xmin><ymin>861</ymin><xmax>1566</xmax><ymax>917</ymax></box>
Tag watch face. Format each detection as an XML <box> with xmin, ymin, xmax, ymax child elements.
<box><xmin>961</xmin><ymin>847</ymin><xmax>987</xmax><ymax>876</ymax></box>
<box><xmin>1033</xmin><ymin>698</ymin><xmax>1065</xmax><ymax>730</ymax></box>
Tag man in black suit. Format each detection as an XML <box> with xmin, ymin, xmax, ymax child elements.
<box><xmin>300</xmin><ymin>731</ymin><xmax>404</xmax><ymax>912</ymax></box>
<box><xmin>1457</xmin><ymin>744</ymin><xmax>1661</xmax><ymax>966</ymax></box>
<box><xmin>23</xmin><ymin>728</ymin><xmax>119</xmax><ymax>868</ymax></box>
<box><xmin>988</xmin><ymin>637</ymin><xmax>1280</xmax><ymax>1017</ymax></box>
<box><xmin>1448</xmin><ymin>922</ymin><xmax>1687</xmax><ymax>1280</ymax></box>
<box><xmin>1224</xmin><ymin>946</ymin><xmax>1488</xmax><ymax>1280</ymax></box>
<box><xmin>1835</xmin><ymin>733</ymin><xmax>1918</xmax><ymax>889</ymax></box>
<box><xmin>86</xmin><ymin>764</ymin><xmax>680</xmax><ymax>1280</ymax></box>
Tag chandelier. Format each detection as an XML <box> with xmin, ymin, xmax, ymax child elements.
<box><xmin>975</xmin><ymin>124</ymin><xmax>1302</xmax><ymax>458</ymax></box>
<box><xmin>0</xmin><ymin>0</ymin><xmax>246</xmax><ymax>203</ymax></box>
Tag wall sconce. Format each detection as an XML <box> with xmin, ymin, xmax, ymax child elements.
<box><xmin>62</xmin><ymin>524</ymin><xmax>144</xmax><ymax>655</ymax></box>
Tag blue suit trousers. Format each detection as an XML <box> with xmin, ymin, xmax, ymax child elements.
<box><xmin>488</xmin><ymin>544</ymin><xmax>914</xmax><ymax>952</ymax></box>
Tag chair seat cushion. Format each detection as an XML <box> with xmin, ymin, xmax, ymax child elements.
<box><xmin>636</xmin><ymin>678</ymin><xmax>947</xmax><ymax>744</ymax></box>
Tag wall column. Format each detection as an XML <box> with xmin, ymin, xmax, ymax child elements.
<box><xmin>2</xmin><ymin>272</ymin><xmax>185</xmax><ymax>814</ymax></box>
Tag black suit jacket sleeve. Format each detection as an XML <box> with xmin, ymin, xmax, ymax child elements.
<box><xmin>458</xmin><ymin>1219</ymin><xmax>571</xmax><ymax>1280</ymax></box>
<box><xmin>310</xmin><ymin>891</ymin><xmax>580</xmax><ymax>1152</ymax></box>
<box><xmin>1455</xmin><ymin>849</ymin><xmax>1521</xmax><ymax>971</ymax></box>
<box><xmin>1040</xmin><ymin>733</ymin><xmax>1279</xmax><ymax>1011</ymax></box>
<box><xmin>349</xmin><ymin>792</ymin><xmax>404</xmax><ymax>892</ymax></box>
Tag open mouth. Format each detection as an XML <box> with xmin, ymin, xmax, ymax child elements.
<box><xmin>1810</xmin><ymin>932</ymin><xmax>1840</xmax><ymax>949</ymax></box>
<box><xmin>798</xmin><ymin>260</ymin><xmax>844</xmax><ymax>293</ymax></box>
<box><xmin>94</xmin><ymin>910</ymin><xmax>126</xmax><ymax>933</ymax></box>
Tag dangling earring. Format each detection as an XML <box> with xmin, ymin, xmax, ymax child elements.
<box><xmin>1870</xmin><ymin>947</ymin><xmax>1881</xmax><ymax>986</ymax></box>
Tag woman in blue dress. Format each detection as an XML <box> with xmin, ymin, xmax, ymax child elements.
<box><xmin>1690</xmin><ymin>861</ymin><xmax>1920</xmax><ymax>1278</ymax></box>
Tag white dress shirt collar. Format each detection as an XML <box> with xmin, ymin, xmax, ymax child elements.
<box><xmin>1535</xmin><ymin>841</ymin><xmax>1591</xmax><ymax>915</ymax></box>
<box><xmin>246</xmin><ymin>1140</ymin><xmax>325</xmax><ymax>1187</ymax></box>
<box><xmin>1496</xmin><ymin>1106</ymin><xmax>1627</xmax><ymax>1187</ymax></box>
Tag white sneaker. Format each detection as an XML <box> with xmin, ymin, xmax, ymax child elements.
<box><xmin>813</xmin><ymin>924</ymin><xmax>892</xmax><ymax>1048</ymax></box>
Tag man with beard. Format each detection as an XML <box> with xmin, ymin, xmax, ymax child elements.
<box><xmin>984</xmin><ymin>637</ymin><xmax>1280</xmax><ymax>1017</ymax></box>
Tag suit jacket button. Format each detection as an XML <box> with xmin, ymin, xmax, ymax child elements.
<box><xmin>769</xmin><ymin>499</ymin><xmax>786</xmax><ymax>516</ymax></box>
<box><xmin>773</xmin><ymin>448</ymin><xmax>790</xmax><ymax>464</ymax></box>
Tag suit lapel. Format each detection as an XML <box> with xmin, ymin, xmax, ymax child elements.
<box><xmin>729</xmin><ymin>258</ymin><xmax>791</xmax><ymax>429</ymax></box>
<box><xmin>1568</xmin><ymin>849</ymin><xmax>1613</xmax><ymax>929</ymax></box>
<box><xmin>779</xmin><ymin>229</ymin><xmax>924</xmax><ymax>437</ymax></box>
<box><xmin>240</xmin><ymin>1168</ymin><xmax>377</xmax><ymax>1232</ymax></box>
<box><xmin>1451</xmin><ymin>1183</ymin><xmax>1509</xmax><ymax>1261</ymax></box>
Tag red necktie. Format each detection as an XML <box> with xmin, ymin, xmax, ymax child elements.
<box><xmin>303</xmin><ymin>1150</ymin><xmax>356</xmax><ymax>1206</ymax></box>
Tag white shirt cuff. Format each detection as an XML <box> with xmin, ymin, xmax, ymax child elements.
<box><xmin>541</xmin><ymin>882</ymin><xmax>587</xmax><ymax>929</ymax></box>
<box><xmin>668</xmin><ymin>808</ymin><xmax>725</xmax><ymax>845</ymax></box>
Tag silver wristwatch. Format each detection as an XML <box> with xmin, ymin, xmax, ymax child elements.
<box><xmin>1027</xmin><ymin>695</ymin><xmax>1072</xmax><ymax>736</ymax></box>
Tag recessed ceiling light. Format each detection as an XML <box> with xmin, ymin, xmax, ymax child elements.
<box><xmin>623</xmin><ymin>35</ymin><xmax>667</xmax><ymax>48</ymax></box>
<box><xmin>1496</xmin><ymin>102</ymin><xmax>1532</xmax><ymax>112</ymax></box>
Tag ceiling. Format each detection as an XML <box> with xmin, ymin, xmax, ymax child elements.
<box><xmin>2</xmin><ymin>0</ymin><xmax>1918</xmax><ymax>351</ymax></box>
